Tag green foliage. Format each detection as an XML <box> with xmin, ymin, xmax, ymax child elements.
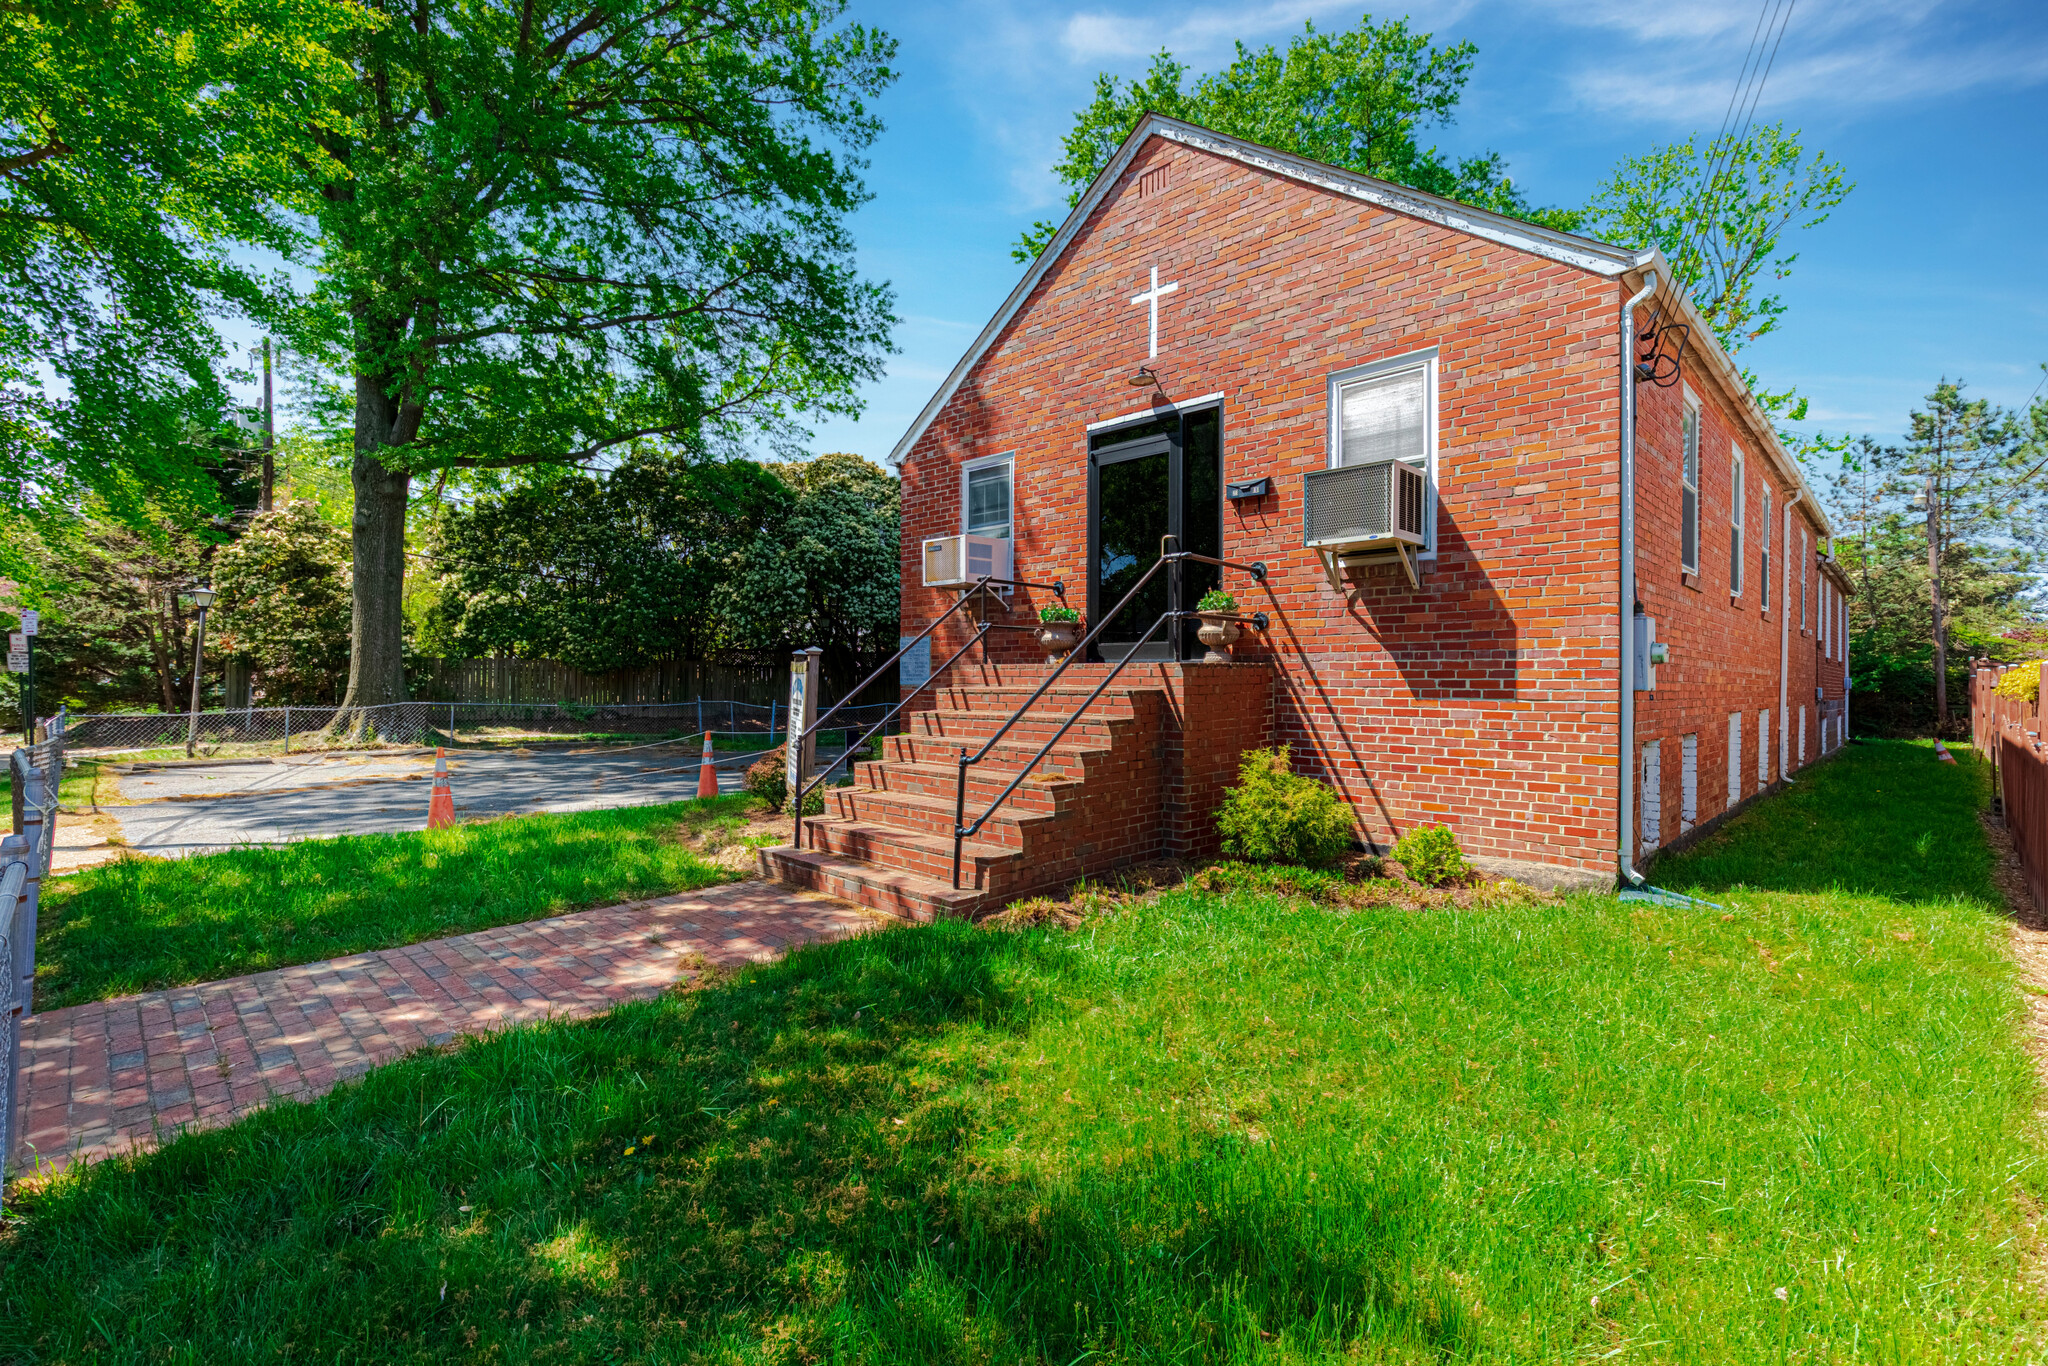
<box><xmin>1825</xmin><ymin>383</ymin><xmax>2048</xmax><ymax>734</ymax></box>
<box><xmin>212</xmin><ymin>502</ymin><xmax>352</xmax><ymax>705</ymax></box>
<box><xmin>1015</xmin><ymin>17</ymin><xmax>1569</xmax><ymax>261</ymax></box>
<box><xmin>1196</xmin><ymin>588</ymin><xmax>1236</xmax><ymax>612</ymax></box>
<box><xmin>1037</xmin><ymin>604</ymin><xmax>1079</xmax><ymax>624</ymax></box>
<box><xmin>1215</xmin><ymin>745</ymin><xmax>1355</xmax><ymax>866</ymax></box>
<box><xmin>1581</xmin><ymin>123</ymin><xmax>1852</xmax><ymax>357</ymax></box>
<box><xmin>3</xmin><ymin>743</ymin><xmax>2040</xmax><ymax>1361</ymax></box>
<box><xmin>745</xmin><ymin>749</ymin><xmax>789</xmax><ymax>809</ymax></box>
<box><xmin>1391</xmin><ymin>825</ymin><xmax>1471</xmax><ymax>887</ymax></box>
<box><xmin>0</xmin><ymin>0</ymin><xmax>364</xmax><ymax>534</ymax></box>
<box><xmin>428</xmin><ymin>454</ymin><xmax>790</xmax><ymax>672</ymax></box>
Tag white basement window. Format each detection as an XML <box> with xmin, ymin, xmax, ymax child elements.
<box><xmin>1760</xmin><ymin>487</ymin><xmax>1772</xmax><ymax>612</ymax></box>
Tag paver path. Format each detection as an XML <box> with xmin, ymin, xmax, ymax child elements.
<box><xmin>15</xmin><ymin>880</ymin><xmax>879</xmax><ymax>1177</ymax></box>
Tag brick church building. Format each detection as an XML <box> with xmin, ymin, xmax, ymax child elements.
<box><xmin>765</xmin><ymin>114</ymin><xmax>1851</xmax><ymax>920</ymax></box>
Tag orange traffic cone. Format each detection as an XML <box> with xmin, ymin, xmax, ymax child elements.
<box><xmin>696</xmin><ymin>730</ymin><xmax>719</xmax><ymax>798</ymax></box>
<box><xmin>428</xmin><ymin>746</ymin><xmax>456</xmax><ymax>828</ymax></box>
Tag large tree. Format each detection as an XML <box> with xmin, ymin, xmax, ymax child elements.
<box><xmin>1581</xmin><ymin>122</ymin><xmax>1851</xmax><ymax>417</ymax></box>
<box><xmin>1013</xmin><ymin>14</ymin><xmax>1569</xmax><ymax>262</ymax></box>
<box><xmin>0</xmin><ymin>0</ymin><xmax>359</xmax><ymax>538</ymax></box>
<box><xmin>292</xmin><ymin>0</ymin><xmax>897</xmax><ymax>716</ymax></box>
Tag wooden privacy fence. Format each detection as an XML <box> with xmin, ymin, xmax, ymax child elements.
<box><xmin>1972</xmin><ymin>660</ymin><xmax>2046</xmax><ymax>916</ymax></box>
<box><xmin>408</xmin><ymin>656</ymin><xmax>788</xmax><ymax>706</ymax></box>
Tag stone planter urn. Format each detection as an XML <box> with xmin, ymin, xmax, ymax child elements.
<box><xmin>1037</xmin><ymin>621</ymin><xmax>1079</xmax><ymax>662</ymax></box>
<box><xmin>1196</xmin><ymin>613</ymin><xmax>1241</xmax><ymax>664</ymax></box>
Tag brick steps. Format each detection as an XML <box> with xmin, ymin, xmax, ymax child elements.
<box><xmin>761</xmin><ymin>677</ymin><xmax>1171</xmax><ymax>920</ymax></box>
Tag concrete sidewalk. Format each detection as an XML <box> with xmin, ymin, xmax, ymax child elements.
<box><xmin>14</xmin><ymin>880</ymin><xmax>880</xmax><ymax>1177</ymax></box>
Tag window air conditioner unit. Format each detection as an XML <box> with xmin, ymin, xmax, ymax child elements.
<box><xmin>922</xmin><ymin>533</ymin><xmax>1013</xmax><ymax>589</ymax></box>
<box><xmin>1303</xmin><ymin>458</ymin><xmax>1427</xmax><ymax>589</ymax></box>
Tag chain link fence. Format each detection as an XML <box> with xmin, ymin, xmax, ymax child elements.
<box><xmin>62</xmin><ymin>699</ymin><xmax>906</xmax><ymax>757</ymax></box>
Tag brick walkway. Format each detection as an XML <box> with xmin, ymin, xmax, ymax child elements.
<box><xmin>15</xmin><ymin>881</ymin><xmax>878</xmax><ymax>1176</ymax></box>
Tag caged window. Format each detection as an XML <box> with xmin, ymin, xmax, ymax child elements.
<box><xmin>1680</xmin><ymin>402</ymin><xmax>1700</xmax><ymax>574</ymax></box>
<box><xmin>964</xmin><ymin>458</ymin><xmax>1013</xmax><ymax>540</ymax></box>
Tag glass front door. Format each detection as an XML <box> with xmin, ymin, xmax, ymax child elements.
<box><xmin>1087</xmin><ymin>407</ymin><xmax>1222</xmax><ymax>661</ymax></box>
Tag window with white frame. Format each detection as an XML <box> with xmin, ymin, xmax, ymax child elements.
<box><xmin>1760</xmin><ymin>487</ymin><xmax>1772</xmax><ymax>611</ymax></box>
<box><xmin>1729</xmin><ymin>446</ymin><xmax>1745</xmax><ymax>596</ymax></box>
<box><xmin>1330</xmin><ymin>350</ymin><xmax>1437</xmax><ymax>551</ymax></box>
<box><xmin>1800</xmin><ymin>528</ymin><xmax>1808</xmax><ymax>631</ymax></box>
<box><xmin>1680</xmin><ymin>399</ymin><xmax>1701</xmax><ymax>574</ymax></box>
<box><xmin>962</xmin><ymin>454</ymin><xmax>1013</xmax><ymax>540</ymax></box>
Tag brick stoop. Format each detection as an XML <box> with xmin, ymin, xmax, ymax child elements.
<box><xmin>760</xmin><ymin>661</ymin><xmax>1275</xmax><ymax>922</ymax></box>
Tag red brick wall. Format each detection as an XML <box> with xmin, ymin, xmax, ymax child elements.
<box><xmin>900</xmin><ymin>134</ymin><xmax>1816</xmax><ymax>878</ymax></box>
<box><xmin>1630</xmin><ymin>365</ymin><xmax>1838</xmax><ymax>858</ymax></box>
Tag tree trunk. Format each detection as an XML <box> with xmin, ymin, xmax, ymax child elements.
<box><xmin>1926</xmin><ymin>475</ymin><xmax>1947</xmax><ymax>729</ymax></box>
<box><xmin>339</xmin><ymin>372</ymin><xmax>418</xmax><ymax>712</ymax></box>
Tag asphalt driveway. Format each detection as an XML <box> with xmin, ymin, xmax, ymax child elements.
<box><xmin>105</xmin><ymin>742</ymin><xmax>850</xmax><ymax>856</ymax></box>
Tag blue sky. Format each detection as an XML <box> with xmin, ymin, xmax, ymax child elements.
<box><xmin>795</xmin><ymin>0</ymin><xmax>2048</xmax><ymax>463</ymax></box>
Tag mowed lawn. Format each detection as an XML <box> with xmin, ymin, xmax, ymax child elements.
<box><xmin>2</xmin><ymin>739</ymin><xmax>2041</xmax><ymax>1362</ymax></box>
<box><xmin>32</xmin><ymin>795</ymin><xmax>758</xmax><ymax>1011</ymax></box>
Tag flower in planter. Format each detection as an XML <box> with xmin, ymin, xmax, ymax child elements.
<box><xmin>1038</xmin><ymin>605</ymin><xmax>1080</xmax><ymax>624</ymax></box>
<box><xmin>1197</xmin><ymin>589</ymin><xmax>1237</xmax><ymax>614</ymax></box>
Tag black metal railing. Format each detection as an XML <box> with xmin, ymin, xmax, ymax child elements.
<box><xmin>948</xmin><ymin>549</ymin><xmax>1269</xmax><ymax>888</ymax></box>
<box><xmin>789</xmin><ymin>574</ymin><xmax>1066</xmax><ymax>850</ymax></box>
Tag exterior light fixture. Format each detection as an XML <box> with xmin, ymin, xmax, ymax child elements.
<box><xmin>185</xmin><ymin>585</ymin><xmax>218</xmax><ymax>755</ymax></box>
<box><xmin>1128</xmin><ymin>365</ymin><xmax>1158</xmax><ymax>388</ymax></box>
<box><xmin>190</xmin><ymin>586</ymin><xmax>217</xmax><ymax>609</ymax></box>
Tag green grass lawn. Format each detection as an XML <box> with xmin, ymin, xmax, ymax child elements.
<box><xmin>32</xmin><ymin>795</ymin><xmax>758</xmax><ymax>1011</ymax></box>
<box><xmin>2</xmin><ymin>739</ymin><xmax>2040</xmax><ymax>1362</ymax></box>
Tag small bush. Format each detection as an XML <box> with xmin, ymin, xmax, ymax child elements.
<box><xmin>1392</xmin><ymin>825</ymin><xmax>1471</xmax><ymax>887</ymax></box>
<box><xmin>1215</xmin><ymin>746</ymin><xmax>1355</xmax><ymax>867</ymax></box>
<box><xmin>744</xmin><ymin>750</ymin><xmax>787</xmax><ymax>809</ymax></box>
<box><xmin>1994</xmin><ymin>660</ymin><xmax>2041</xmax><ymax>704</ymax></box>
<box><xmin>1038</xmin><ymin>604</ymin><xmax>1080</xmax><ymax>624</ymax></box>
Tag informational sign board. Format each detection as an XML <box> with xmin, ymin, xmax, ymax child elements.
<box><xmin>18</xmin><ymin>610</ymin><xmax>35</xmax><ymax>636</ymax></box>
<box><xmin>783</xmin><ymin>655</ymin><xmax>808</xmax><ymax>804</ymax></box>
<box><xmin>7</xmin><ymin>633</ymin><xmax>21</xmax><ymax>653</ymax></box>
<box><xmin>898</xmin><ymin>634</ymin><xmax>931</xmax><ymax>689</ymax></box>
<box><xmin>6</xmin><ymin>653</ymin><xmax>26</xmax><ymax>674</ymax></box>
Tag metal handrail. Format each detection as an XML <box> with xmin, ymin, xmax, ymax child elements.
<box><xmin>947</xmin><ymin>549</ymin><xmax>1269</xmax><ymax>888</ymax></box>
<box><xmin>787</xmin><ymin>573</ymin><xmax>1064</xmax><ymax>848</ymax></box>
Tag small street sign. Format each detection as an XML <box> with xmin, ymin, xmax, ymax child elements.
<box><xmin>7</xmin><ymin>652</ymin><xmax>26</xmax><ymax>674</ymax></box>
<box><xmin>7</xmin><ymin>632</ymin><xmax>21</xmax><ymax>653</ymax></box>
<box><xmin>18</xmin><ymin>609</ymin><xmax>36</xmax><ymax>635</ymax></box>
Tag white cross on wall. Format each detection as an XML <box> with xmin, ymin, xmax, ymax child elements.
<box><xmin>1128</xmin><ymin>265</ymin><xmax>1180</xmax><ymax>360</ymax></box>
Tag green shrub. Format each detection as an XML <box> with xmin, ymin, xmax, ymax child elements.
<box><xmin>1391</xmin><ymin>825</ymin><xmax>1471</xmax><ymax>887</ymax></box>
<box><xmin>1197</xmin><ymin>588</ymin><xmax>1236</xmax><ymax>612</ymax></box>
<box><xmin>1191</xmin><ymin>861</ymin><xmax>1347</xmax><ymax>902</ymax></box>
<box><xmin>1215</xmin><ymin>746</ymin><xmax>1354</xmax><ymax>867</ymax></box>
<box><xmin>1038</xmin><ymin>604</ymin><xmax>1080</xmax><ymax>624</ymax></box>
<box><xmin>745</xmin><ymin>748</ymin><xmax>826</xmax><ymax>815</ymax></box>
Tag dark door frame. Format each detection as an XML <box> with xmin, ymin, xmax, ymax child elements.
<box><xmin>1087</xmin><ymin>427</ymin><xmax>1182</xmax><ymax>661</ymax></box>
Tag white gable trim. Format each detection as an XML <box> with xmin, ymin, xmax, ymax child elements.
<box><xmin>888</xmin><ymin>114</ymin><xmax>1650</xmax><ymax>467</ymax></box>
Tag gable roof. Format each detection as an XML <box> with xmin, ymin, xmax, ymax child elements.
<box><xmin>889</xmin><ymin>113</ymin><xmax>1829</xmax><ymax>536</ymax></box>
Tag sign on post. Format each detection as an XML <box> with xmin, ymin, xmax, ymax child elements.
<box><xmin>784</xmin><ymin>651</ymin><xmax>809</xmax><ymax>810</ymax></box>
<box><xmin>17</xmin><ymin>611</ymin><xmax>35</xmax><ymax>636</ymax></box>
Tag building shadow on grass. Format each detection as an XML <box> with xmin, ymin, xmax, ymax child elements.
<box><xmin>0</xmin><ymin>920</ymin><xmax>1472</xmax><ymax>1362</ymax></box>
<box><xmin>1649</xmin><ymin>739</ymin><xmax>2007</xmax><ymax>909</ymax></box>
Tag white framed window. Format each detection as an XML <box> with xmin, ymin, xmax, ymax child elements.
<box><xmin>1800</xmin><ymin>528</ymin><xmax>1809</xmax><ymax>631</ymax></box>
<box><xmin>1641</xmin><ymin>740</ymin><xmax>1662</xmax><ymax>853</ymax></box>
<box><xmin>1681</xmin><ymin>733</ymin><xmax>1698</xmax><ymax>834</ymax></box>
<box><xmin>1680</xmin><ymin>397</ymin><xmax>1701</xmax><ymax>574</ymax></box>
<box><xmin>961</xmin><ymin>452</ymin><xmax>1013</xmax><ymax>540</ymax></box>
<box><xmin>1760</xmin><ymin>487</ymin><xmax>1772</xmax><ymax>612</ymax></box>
<box><xmin>1727</xmin><ymin>712</ymin><xmax>1743</xmax><ymax>805</ymax></box>
<box><xmin>1758</xmin><ymin>710</ymin><xmax>1770</xmax><ymax>786</ymax></box>
<box><xmin>1328</xmin><ymin>348</ymin><xmax>1438</xmax><ymax>554</ymax></box>
<box><xmin>1728</xmin><ymin>446</ymin><xmax>1745</xmax><ymax>596</ymax></box>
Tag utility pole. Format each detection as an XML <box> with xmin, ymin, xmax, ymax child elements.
<box><xmin>261</xmin><ymin>337</ymin><xmax>275</xmax><ymax>513</ymax></box>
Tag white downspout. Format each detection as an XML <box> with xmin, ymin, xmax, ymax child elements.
<box><xmin>1618</xmin><ymin>269</ymin><xmax>1658</xmax><ymax>887</ymax></box>
<box><xmin>1778</xmin><ymin>488</ymin><xmax>1805</xmax><ymax>781</ymax></box>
